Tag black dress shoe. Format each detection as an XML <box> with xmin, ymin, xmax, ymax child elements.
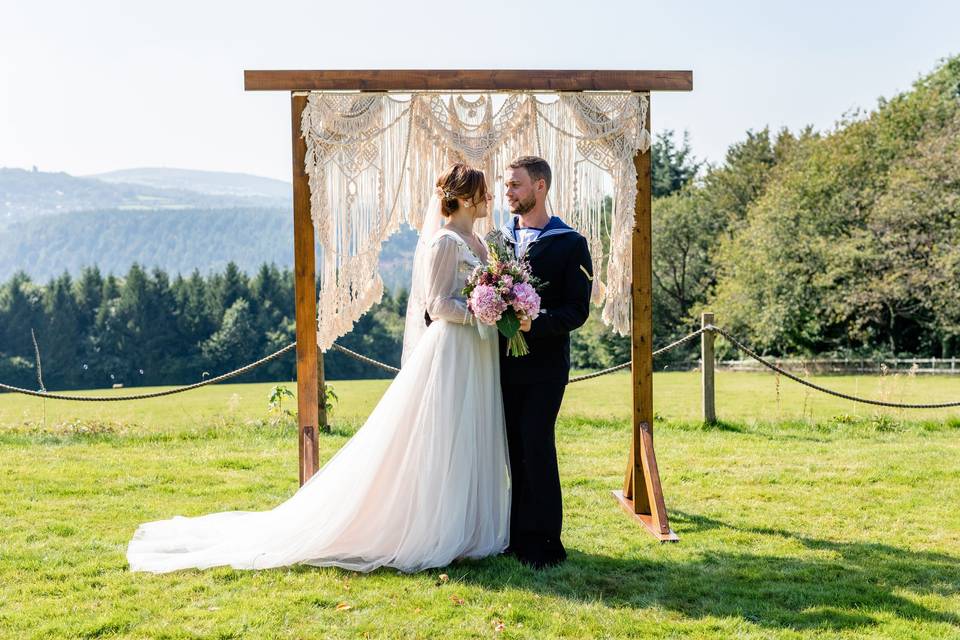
<box><xmin>517</xmin><ymin>553</ymin><xmax>564</xmax><ymax>570</ymax></box>
<box><xmin>515</xmin><ymin>546</ymin><xmax>566</xmax><ymax>570</ymax></box>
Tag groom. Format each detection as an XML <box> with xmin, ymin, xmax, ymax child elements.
<box><xmin>488</xmin><ymin>156</ymin><xmax>593</xmax><ymax>569</ymax></box>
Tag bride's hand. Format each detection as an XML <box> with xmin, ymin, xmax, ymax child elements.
<box><xmin>518</xmin><ymin>314</ymin><xmax>532</xmax><ymax>332</ymax></box>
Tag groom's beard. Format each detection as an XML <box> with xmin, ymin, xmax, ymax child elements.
<box><xmin>509</xmin><ymin>193</ymin><xmax>536</xmax><ymax>215</ymax></box>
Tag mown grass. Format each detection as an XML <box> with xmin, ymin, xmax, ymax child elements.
<box><xmin>1</xmin><ymin>371</ymin><xmax>959</xmax><ymax>639</ymax></box>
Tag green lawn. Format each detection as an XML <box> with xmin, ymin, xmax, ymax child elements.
<box><xmin>1</xmin><ymin>371</ymin><xmax>959</xmax><ymax>639</ymax></box>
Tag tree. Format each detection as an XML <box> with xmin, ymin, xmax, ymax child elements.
<box><xmin>651</xmin><ymin>129</ymin><xmax>702</xmax><ymax>198</ymax></box>
<box><xmin>323</xmin><ymin>290</ymin><xmax>405</xmax><ymax>379</ymax></box>
<box><xmin>0</xmin><ymin>272</ymin><xmax>44</xmax><ymax>359</ymax></box>
<box><xmin>143</xmin><ymin>267</ymin><xmax>184</xmax><ymax>382</ymax></box>
<box><xmin>700</xmin><ymin>127</ymin><xmax>790</xmax><ymax>232</ymax></box>
<box><xmin>201</xmin><ymin>298</ymin><xmax>258</xmax><ymax>377</ymax></box>
<box><xmin>707</xmin><ymin>55</ymin><xmax>960</xmax><ymax>355</ymax></box>
<box><xmin>250</xmin><ymin>263</ymin><xmax>289</xmax><ymax>338</ymax></box>
<box><xmin>39</xmin><ymin>272</ymin><xmax>84</xmax><ymax>389</ymax></box>
<box><xmin>74</xmin><ymin>266</ymin><xmax>104</xmax><ymax>338</ymax></box>
<box><xmin>211</xmin><ymin>261</ymin><xmax>250</xmax><ymax>318</ymax></box>
<box><xmin>850</xmin><ymin>110</ymin><xmax>960</xmax><ymax>355</ymax></box>
<box><xmin>651</xmin><ymin>189</ymin><xmax>722</xmax><ymax>338</ymax></box>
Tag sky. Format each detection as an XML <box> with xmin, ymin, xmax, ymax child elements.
<box><xmin>2</xmin><ymin>0</ymin><xmax>958</xmax><ymax>182</ymax></box>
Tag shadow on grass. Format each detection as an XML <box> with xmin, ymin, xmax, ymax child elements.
<box><xmin>665</xmin><ymin>419</ymin><xmax>745</xmax><ymax>433</ymax></box>
<box><xmin>455</xmin><ymin>511</ymin><xmax>960</xmax><ymax>633</ymax></box>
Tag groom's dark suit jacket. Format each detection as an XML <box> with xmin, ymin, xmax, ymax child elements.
<box><xmin>493</xmin><ymin>215</ymin><xmax>593</xmax><ymax>385</ymax></box>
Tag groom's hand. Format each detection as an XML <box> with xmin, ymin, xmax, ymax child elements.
<box><xmin>518</xmin><ymin>315</ymin><xmax>532</xmax><ymax>332</ymax></box>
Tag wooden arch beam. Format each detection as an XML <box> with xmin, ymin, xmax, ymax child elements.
<box><xmin>245</xmin><ymin>69</ymin><xmax>692</xmax><ymax>92</ymax></box>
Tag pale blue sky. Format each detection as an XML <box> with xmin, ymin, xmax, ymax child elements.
<box><xmin>2</xmin><ymin>0</ymin><xmax>957</xmax><ymax>181</ymax></box>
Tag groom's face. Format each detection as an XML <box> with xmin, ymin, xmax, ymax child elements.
<box><xmin>504</xmin><ymin>167</ymin><xmax>538</xmax><ymax>215</ymax></box>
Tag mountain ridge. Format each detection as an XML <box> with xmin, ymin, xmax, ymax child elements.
<box><xmin>89</xmin><ymin>167</ymin><xmax>292</xmax><ymax>200</ymax></box>
<box><xmin>0</xmin><ymin>166</ymin><xmax>292</xmax><ymax>226</ymax></box>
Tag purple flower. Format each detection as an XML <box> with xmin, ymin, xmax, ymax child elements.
<box><xmin>469</xmin><ymin>284</ymin><xmax>508</xmax><ymax>325</ymax></box>
<box><xmin>510</xmin><ymin>282</ymin><xmax>541</xmax><ymax>318</ymax></box>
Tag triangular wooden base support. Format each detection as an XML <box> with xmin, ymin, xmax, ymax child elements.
<box><xmin>611</xmin><ymin>490</ymin><xmax>679</xmax><ymax>542</ymax></box>
<box><xmin>616</xmin><ymin>420</ymin><xmax>679</xmax><ymax>543</ymax></box>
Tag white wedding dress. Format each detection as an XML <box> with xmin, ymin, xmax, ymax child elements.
<box><xmin>126</xmin><ymin>226</ymin><xmax>510</xmax><ymax>574</ymax></box>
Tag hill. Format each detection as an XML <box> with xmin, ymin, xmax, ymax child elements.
<box><xmin>0</xmin><ymin>167</ymin><xmax>289</xmax><ymax>227</ymax></box>
<box><xmin>90</xmin><ymin>167</ymin><xmax>292</xmax><ymax>202</ymax></box>
<box><xmin>0</xmin><ymin>167</ymin><xmax>416</xmax><ymax>289</ymax></box>
<box><xmin>0</xmin><ymin>206</ymin><xmax>417</xmax><ymax>289</ymax></box>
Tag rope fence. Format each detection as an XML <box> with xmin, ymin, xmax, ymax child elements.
<box><xmin>2</xmin><ymin>324</ymin><xmax>959</xmax><ymax>410</ymax></box>
<box><xmin>706</xmin><ymin>325</ymin><xmax>960</xmax><ymax>410</ymax></box>
<box><xmin>567</xmin><ymin>327</ymin><xmax>707</xmax><ymax>383</ymax></box>
<box><xmin>0</xmin><ymin>343</ymin><xmax>297</xmax><ymax>402</ymax></box>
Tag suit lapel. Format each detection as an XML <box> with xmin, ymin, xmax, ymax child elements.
<box><xmin>524</xmin><ymin>235</ymin><xmax>552</xmax><ymax>261</ymax></box>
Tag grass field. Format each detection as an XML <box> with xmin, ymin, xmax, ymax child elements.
<box><xmin>1</xmin><ymin>371</ymin><xmax>959</xmax><ymax>639</ymax></box>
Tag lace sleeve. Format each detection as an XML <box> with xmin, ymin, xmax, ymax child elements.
<box><xmin>426</xmin><ymin>235</ymin><xmax>474</xmax><ymax>325</ymax></box>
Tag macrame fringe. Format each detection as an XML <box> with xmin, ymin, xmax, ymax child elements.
<box><xmin>301</xmin><ymin>92</ymin><xmax>651</xmax><ymax>350</ymax></box>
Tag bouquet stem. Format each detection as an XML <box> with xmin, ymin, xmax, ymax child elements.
<box><xmin>506</xmin><ymin>332</ymin><xmax>529</xmax><ymax>357</ymax></box>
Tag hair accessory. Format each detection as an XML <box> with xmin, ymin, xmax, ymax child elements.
<box><xmin>434</xmin><ymin>186</ymin><xmax>456</xmax><ymax>200</ymax></box>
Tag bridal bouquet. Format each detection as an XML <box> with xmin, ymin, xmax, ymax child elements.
<box><xmin>463</xmin><ymin>246</ymin><xmax>544</xmax><ymax>357</ymax></box>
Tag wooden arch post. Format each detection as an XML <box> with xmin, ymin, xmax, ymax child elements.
<box><xmin>290</xmin><ymin>92</ymin><xmax>323</xmax><ymax>485</ymax></box>
<box><xmin>245</xmin><ymin>70</ymin><xmax>692</xmax><ymax>541</ymax></box>
<box><xmin>611</xmin><ymin>99</ymin><xmax>679</xmax><ymax>541</ymax></box>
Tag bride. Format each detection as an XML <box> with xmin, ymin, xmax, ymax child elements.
<box><xmin>127</xmin><ymin>163</ymin><xmax>509</xmax><ymax>573</ymax></box>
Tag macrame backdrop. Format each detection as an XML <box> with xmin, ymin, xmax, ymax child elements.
<box><xmin>300</xmin><ymin>91</ymin><xmax>651</xmax><ymax>351</ymax></box>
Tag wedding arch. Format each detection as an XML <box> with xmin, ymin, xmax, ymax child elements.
<box><xmin>245</xmin><ymin>70</ymin><xmax>693</xmax><ymax>542</ymax></box>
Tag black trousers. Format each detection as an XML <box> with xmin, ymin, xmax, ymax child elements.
<box><xmin>501</xmin><ymin>381</ymin><xmax>567</xmax><ymax>561</ymax></box>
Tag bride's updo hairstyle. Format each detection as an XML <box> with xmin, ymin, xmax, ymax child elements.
<box><xmin>436</xmin><ymin>163</ymin><xmax>487</xmax><ymax>217</ymax></box>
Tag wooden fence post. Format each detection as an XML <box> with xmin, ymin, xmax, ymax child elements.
<box><xmin>701</xmin><ymin>312</ymin><xmax>716</xmax><ymax>424</ymax></box>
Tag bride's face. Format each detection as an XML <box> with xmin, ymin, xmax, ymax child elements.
<box><xmin>470</xmin><ymin>188</ymin><xmax>492</xmax><ymax>219</ymax></box>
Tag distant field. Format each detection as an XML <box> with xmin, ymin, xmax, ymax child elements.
<box><xmin>3</xmin><ymin>370</ymin><xmax>960</xmax><ymax>432</ymax></box>
<box><xmin>1</xmin><ymin>371</ymin><xmax>958</xmax><ymax>639</ymax></box>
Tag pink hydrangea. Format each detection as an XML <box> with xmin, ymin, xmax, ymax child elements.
<box><xmin>469</xmin><ymin>284</ymin><xmax>508</xmax><ymax>325</ymax></box>
<box><xmin>510</xmin><ymin>282</ymin><xmax>541</xmax><ymax>318</ymax></box>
